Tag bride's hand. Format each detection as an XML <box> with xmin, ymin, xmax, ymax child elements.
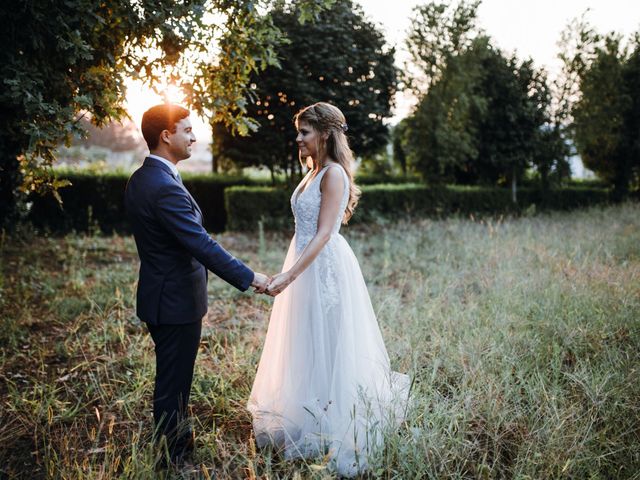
<box><xmin>266</xmin><ymin>272</ymin><xmax>294</xmax><ymax>296</ymax></box>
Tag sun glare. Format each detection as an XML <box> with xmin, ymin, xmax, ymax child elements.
<box><xmin>125</xmin><ymin>78</ymin><xmax>210</xmax><ymax>140</ymax></box>
<box><xmin>125</xmin><ymin>79</ymin><xmax>185</xmax><ymax>122</ymax></box>
<box><xmin>162</xmin><ymin>84</ymin><xmax>186</xmax><ymax>105</ymax></box>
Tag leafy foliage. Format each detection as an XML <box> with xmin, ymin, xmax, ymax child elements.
<box><xmin>404</xmin><ymin>0</ymin><xmax>481</xmax><ymax>94</ymax></box>
<box><xmin>0</xmin><ymin>0</ymin><xmax>333</xmax><ymax>227</ymax></box>
<box><xmin>404</xmin><ymin>32</ymin><xmax>488</xmax><ymax>183</ymax></box>
<box><xmin>402</xmin><ymin>1</ymin><xmax>568</xmax><ymax>199</ymax></box>
<box><xmin>0</xmin><ymin>0</ymin><xmax>204</xmax><ymax>224</ymax></box>
<box><xmin>211</xmin><ymin>0</ymin><xmax>397</xmax><ymax>182</ymax></box>
<box><xmin>562</xmin><ymin>22</ymin><xmax>640</xmax><ymax>198</ymax></box>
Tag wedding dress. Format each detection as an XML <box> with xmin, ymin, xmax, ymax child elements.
<box><xmin>247</xmin><ymin>164</ymin><xmax>410</xmax><ymax>477</ymax></box>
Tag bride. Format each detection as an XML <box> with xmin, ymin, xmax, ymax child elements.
<box><xmin>247</xmin><ymin>102</ymin><xmax>409</xmax><ymax>476</ymax></box>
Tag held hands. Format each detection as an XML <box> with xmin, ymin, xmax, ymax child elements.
<box><xmin>251</xmin><ymin>271</ymin><xmax>294</xmax><ymax>296</ymax></box>
<box><xmin>251</xmin><ymin>272</ymin><xmax>271</xmax><ymax>294</ymax></box>
<box><xmin>265</xmin><ymin>271</ymin><xmax>294</xmax><ymax>296</ymax></box>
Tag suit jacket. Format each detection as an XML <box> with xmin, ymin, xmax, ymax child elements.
<box><xmin>124</xmin><ymin>157</ymin><xmax>254</xmax><ymax>325</ymax></box>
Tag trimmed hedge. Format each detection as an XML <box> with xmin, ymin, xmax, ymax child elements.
<box><xmin>28</xmin><ymin>171</ymin><xmax>131</xmax><ymax>233</ymax></box>
<box><xmin>28</xmin><ymin>170</ymin><xmax>267</xmax><ymax>233</ymax></box>
<box><xmin>224</xmin><ymin>186</ymin><xmax>294</xmax><ymax>231</ymax></box>
<box><xmin>354</xmin><ymin>172</ymin><xmax>422</xmax><ymax>185</ymax></box>
<box><xmin>27</xmin><ymin>170</ymin><xmax>611</xmax><ymax>234</ymax></box>
<box><xmin>225</xmin><ymin>184</ymin><xmax>611</xmax><ymax>231</ymax></box>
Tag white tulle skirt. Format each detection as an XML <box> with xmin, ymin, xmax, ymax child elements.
<box><xmin>247</xmin><ymin>233</ymin><xmax>410</xmax><ymax>477</ymax></box>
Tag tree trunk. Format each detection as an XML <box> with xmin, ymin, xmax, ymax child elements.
<box><xmin>539</xmin><ymin>164</ymin><xmax>550</xmax><ymax>206</ymax></box>
<box><xmin>612</xmin><ymin>154</ymin><xmax>630</xmax><ymax>202</ymax></box>
<box><xmin>211</xmin><ymin>139</ymin><xmax>218</xmax><ymax>173</ymax></box>
<box><xmin>211</xmin><ymin>154</ymin><xmax>218</xmax><ymax>173</ymax></box>
<box><xmin>511</xmin><ymin>165</ymin><xmax>517</xmax><ymax>204</ymax></box>
<box><xmin>0</xmin><ymin>138</ymin><xmax>24</xmax><ymax>230</ymax></box>
<box><xmin>540</xmin><ymin>166</ymin><xmax>549</xmax><ymax>192</ymax></box>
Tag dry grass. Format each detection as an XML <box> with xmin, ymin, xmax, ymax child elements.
<box><xmin>1</xmin><ymin>203</ymin><xmax>639</xmax><ymax>479</ymax></box>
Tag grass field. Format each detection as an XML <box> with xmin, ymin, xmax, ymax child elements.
<box><xmin>1</xmin><ymin>203</ymin><xmax>639</xmax><ymax>479</ymax></box>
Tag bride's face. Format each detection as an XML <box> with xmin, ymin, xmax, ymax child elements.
<box><xmin>296</xmin><ymin>120</ymin><xmax>321</xmax><ymax>160</ymax></box>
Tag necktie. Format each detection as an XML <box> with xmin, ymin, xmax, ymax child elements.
<box><xmin>175</xmin><ymin>172</ymin><xmax>183</xmax><ymax>184</ymax></box>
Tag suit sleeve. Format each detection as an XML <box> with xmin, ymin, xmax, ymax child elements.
<box><xmin>155</xmin><ymin>183</ymin><xmax>254</xmax><ymax>291</ymax></box>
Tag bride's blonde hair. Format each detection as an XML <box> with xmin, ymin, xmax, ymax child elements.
<box><xmin>294</xmin><ymin>102</ymin><xmax>361</xmax><ymax>223</ymax></box>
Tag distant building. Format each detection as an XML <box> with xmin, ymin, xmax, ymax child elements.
<box><xmin>569</xmin><ymin>154</ymin><xmax>596</xmax><ymax>179</ymax></box>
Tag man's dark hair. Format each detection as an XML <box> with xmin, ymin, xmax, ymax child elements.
<box><xmin>141</xmin><ymin>104</ymin><xmax>190</xmax><ymax>150</ymax></box>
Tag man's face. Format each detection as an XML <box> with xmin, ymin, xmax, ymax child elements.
<box><xmin>167</xmin><ymin>117</ymin><xmax>196</xmax><ymax>161</ymax></box>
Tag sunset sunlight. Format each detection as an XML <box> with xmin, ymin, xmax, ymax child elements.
<box><xmin>125</xmin><ymin>78</ymin><xmax>210</xmax><ymax>140</ymax></box>
<box><xmin>3</xmin><ymin>0</ymin><xmax>639</xmax><ymax>478</ymax></box>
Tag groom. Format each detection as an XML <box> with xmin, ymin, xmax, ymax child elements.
<box><xmin>125</xmin><ymin>104</ymin><xmax>269</xmax><ymax>465</ymax></box>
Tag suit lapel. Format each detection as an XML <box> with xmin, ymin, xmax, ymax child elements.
<box><xmin>144</xmin><ymin>157</ymin><xmax>204</xmax><ymax>225</ymax></box>
<box><xmin>186</xmin><ymin>190</ymin><xmax>204</xmax><ymax>223</ymax></box>
<box><xmin>175</xmin><ymin>180</ymin><xmax>204</xmax><ymax>225</ymax></box>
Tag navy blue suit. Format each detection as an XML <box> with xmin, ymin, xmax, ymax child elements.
<box><xmin>125</xmin><ymin>156</ymin><xmax>253</xmax><ymax>324</ymax></box>
<box><xmin>125</xmin><ymin>156</ymin><xmax>254</xmax><ymax>460</ymax></box>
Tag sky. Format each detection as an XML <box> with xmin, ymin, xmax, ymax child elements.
<box><xmin>126</xmin><ymin>0</ymin><xmax>640</xmax><ymax>140</ymax></box>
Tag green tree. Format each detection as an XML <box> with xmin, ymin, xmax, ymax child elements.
<box><xmin>211</xmin><ymin>0</ymin><xmax>397</xmax><ymax>183</ymax></box>
<box><xmin>0</xmin><ymin>0</ymin><xmax>333</xmax><ymax>228</ymax></box>
<box><xmin>531</xmin><ymin>126</ymin><xmax>571</xmax><ymax>192</ymax></box>
<box><xmin>474</xmin><ymin>53</ymin><xmax>558</xmax><ymax>201</ymax></box>
<box><xmin>563</xmin><ymin>23</ymin><xmax>640</xmax><ymax>198</ymax></box>
<box><xmin>391</xmin><ymin>120</ymin><xmax>409</xmax><ymax>176</ymax></box>
<box><xmin>404</xmin><ymin>35</ymin><xmax>487</xmax><ymax>184</ymax></box>
<box><xmin>402</xmin><ymin>1</ymin><xmax>485</xmax><ymax>183</ymax></box>
<box><xmin>404</xmin><ymin>0</ymin><xmax>481</xmax><ymax>94</ymax></box>
<box><xmin>403</xmin><ymin>0</ymin><xmax>567</xmax><ymax>202</ymax></box>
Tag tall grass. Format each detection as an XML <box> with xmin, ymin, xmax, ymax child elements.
<box><xmin>1</xmin><ymin>203</ymin><xmax>638</xmax><ymax>479</ymax></box>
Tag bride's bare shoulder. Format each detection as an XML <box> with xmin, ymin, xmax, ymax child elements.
<box><xmin>320</xmin><ymin>164</ymin><xmax>345</xmax><ymax>193</ymax></box>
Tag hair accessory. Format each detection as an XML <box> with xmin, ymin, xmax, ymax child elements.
<box><xmin>341</xmin><ymin>123</ymin><xmax>348</xmax><ymax>132</ymax></box>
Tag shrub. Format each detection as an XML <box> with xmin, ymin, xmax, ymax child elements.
<box><xmin>28</xmin><ymin>170</ymin><xmax>267</xmax><ymax>234</ymax></box>
<box><xmin>27</xmin><ymin>171</ymin><xmax>612</xmax><ymax>234</ymax></box>
<box><xmin>225</xmin><ymin>184</ymin><xmax>612</xmax><ymax>230</ymax></box>
<box><xmin>28</xmin><ymin>170</ymin><xmax>130</xmax><ymax>234</ymax></box>
<box><xmin>180</xmin><ymin>173</ymin><xmax>266</xmax><ymax>232</ymax></box>
<box><xmin>355</xmin><ymin>172</ymin><xmax>422</xmax><ymax>185</ymax></box>
<box><xmin>224</xmin><ymin>186</ymin><xmax>293</xmax><ymax>231</ymax></box>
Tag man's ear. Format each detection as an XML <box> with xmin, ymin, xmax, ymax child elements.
<box><xmin>160</xmin><ymin>129</ymin><xmax>171</xmax><ymax>145</ymax></box>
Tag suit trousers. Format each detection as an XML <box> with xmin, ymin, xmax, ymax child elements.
<box><xmin>147</xmin><ymin>320</ymin><xmax>202</xmax><ymax>459</ymax></box>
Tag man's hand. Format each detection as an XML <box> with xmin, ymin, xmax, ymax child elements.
<box><xmin>251</xmin><ymin>272</ymin><xmax>270</xmax><ymax>294</ymax></box>
<box><xmin>265</xmin><ymin>271</ymin><xmax>293</xmax><ymax>296</ymax></box>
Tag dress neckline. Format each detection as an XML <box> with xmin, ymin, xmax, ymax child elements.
<box><xmin>294</xmin><ymin>165</ymin><xmax>331</xmax><ymax>204</ymax></box>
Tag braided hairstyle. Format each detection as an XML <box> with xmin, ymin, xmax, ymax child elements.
<box><xmin>294</xmin><ymin>102</ymin><xmax>361</xmax><ymax>224</ymax></box>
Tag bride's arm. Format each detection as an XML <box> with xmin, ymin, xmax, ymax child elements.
<box><xmin>266</xmin><ymin>167</ymin><xmax>344</xmax><ymax>295</ymax></box>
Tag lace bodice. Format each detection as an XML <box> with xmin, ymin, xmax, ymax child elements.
<box><xmin>291</xmin><ymin>164</ymin><xmax>350</xmax><ymax>253</ymax></box>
